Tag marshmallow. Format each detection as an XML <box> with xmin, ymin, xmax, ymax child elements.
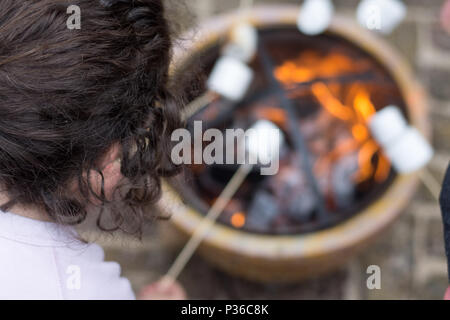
<box><xmin>369</xmin><ymin>105</ymin><xmax>408</xmax><ymax>146</ymax></box>
<box><xmin>369</xmin><ymin>105</ymin><xmax>433</xmax><ymax>174</ymax></box>
<box><xmin>356</xmin><ymin>0</ymin><xmax>406</xmax><ymax>34</ymax></box>
<box><xmin>384</xmin><ymin>127</ymin><xmax>434</xmax><ymax>174</ymax></box>
<box><xmin>223</xmin><ymin>22</ymin><xmax>258</xmax><ymax>63</ymax></box>
<box><xmin>297</xmin><ymin>0</ymin><xmax>335</xmax><ymax>36</ymax></box>
<box><xmin>246</xmin><ymin>120</ymin><xmax>285</xmax><ymax>165</ymax></box>
<box><xmin>207</xmin><ymin>55</ymin><xmax>254</xmax><ymax>101</ymax></box>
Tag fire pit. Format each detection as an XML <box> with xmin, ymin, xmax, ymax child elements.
<box><xmin>162</xmin><ymin>5</ymin><xmax>430</xmax><ymax>282</ymax></box>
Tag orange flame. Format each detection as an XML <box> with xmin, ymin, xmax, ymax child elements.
<box><xmin>275</xmin><ymin>51</ymin><xmax>371</xmax><ymax>86</ymax></box>
<box><xmin>352</xmin><ymin>124</ymin><xmax>369</xmax><ymax>142</ymax></box>
<box><xmin>256</xmin><ymin>107</ymin><xmax>287</xmax><ymax>126</ymax></box>
<box><xmin>273</xmin><ymin>50</ymin><xmax>391</xmax><ymax>184</ymax></box>
<box><xmin>311</xmin><ymin>82</ymin><xmax>353</xmax><ymax>121</ymax></box>
<box><xmin>353</xmin><ymin>89</ymin><xmax>376</xmax><ymax>122</ymax></box>
<box><xmin>356</xmin><ymin>140</ymin><xmax>378</xmax><ymax>182</ymax></box>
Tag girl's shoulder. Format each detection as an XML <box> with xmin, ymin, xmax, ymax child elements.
<box><xmin>0</xmin><ymin>211</ymin><xmax>135</xmax><ymax>300</ymax></box>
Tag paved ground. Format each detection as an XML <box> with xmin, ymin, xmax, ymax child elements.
<box><xmin>86</xmin><ymin>1</ymin><xmax>450</xmax><ymax>299</ymax></box>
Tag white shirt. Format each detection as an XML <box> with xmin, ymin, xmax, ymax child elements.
<box><xmin>0</xmin><ymin>210</ymin><xmax>135</xmax><ymax>300</ymax></box>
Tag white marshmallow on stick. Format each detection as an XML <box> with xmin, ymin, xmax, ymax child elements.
<box><xmin>186</xmin><ymin>13</ymin><xmax>259</xmax><ymax>115</ymax></box>
<box><xmin>223</xmin><ymin>22</ymin><xmax>258</xmax><ymax>63</ymax></box>
<box><xmin>208</xmin><ymin>22</ymin><xmax>257</xmax><ymax>101</ymax></box>
<box><xmin>207</xmin><ymin>55</ymin><xmax>254</xmax><ymax>102</ymax></box>
<box><xmin>246</xmin><ymin>119</ymin><xmax>284</xmax><ymax>166</ymax></box>
<box><xmin>356</xmin><ymin>0</ymin><xmax>407</xmax><ymax>34</ymax></box>
<box><xmin>162</xmin><ymin>120</ymin><xmax>284</xmax><ymax>287</ymax></box>
<box><xmin>297</xmin><ymin>0</ymin><xmax>335</xmax><ymax>36</ymax></box>
<box><xmin>204</xmin><ymin>22</ymin><xmax>258</xmax><ymax>103</ymax></box>
<box><xmin>369</xmin><ymin>105</ymin><xmax>433</xmax><ymax>174</ymax></box>
<box><xmin>185</xmin><ymin>54</ymin><xmax>253</xmax><ymax>118</ymax></box>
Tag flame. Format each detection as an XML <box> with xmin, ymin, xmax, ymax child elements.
<box><xmin>275</xmin><ymin>51</ymin><xmax>371</xmax><ymax>85</ymax></box>
<box><xmin>314</xmin><ymin>138</ymin><xmax>359</xmax><ymax>174</ymax></box>
<box><xmin>353</xmin><ymin>89</ymin><xmax>376</xmax><ymax>122</ymax></box>
<box><xmin>375</xmin><ymin>154</ymin><xmax>391</xmax><ymax>182</ymax></box>
<box><xmin>351</xmin><ymin>124</ymin><xmax>369</xmax><ymax>142</ymax></box>
<box><xmin>230</xmin><ymin>212</ymin><xmax>246</xmax><ymax>228</ymax></box>
<box><xmin>256</xmin><ymin>107</ymin><xmax>287</xmax><ymax>126</ymax></box>
<box><xmin>275</xmin><ymin>61</ymin><xmax>314</xmax><ymax>84</ymax></box>
<box><xmin>356</xmin><ymin>140</ymin><xmax>378</xmax><ymax>182</ymax></box>
<box><xmin>311</xmin><ymin>81</ymin><xmax>388</xmax><ymax>182</ymax></box>
<box><xmin>273</xmin><ymin>51</ymin><xmax>391</xmax><ymax>185</ymax></box>
<box><xmin>311</xmin><ymin>82</ymin><xmax>353</xmax><ymax>121</ymax></box>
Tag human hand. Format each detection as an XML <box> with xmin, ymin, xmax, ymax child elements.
<box><xmin>444</xmin><ymin>286</ymin><xmax>450</xmax><ymax>300</ymax></box>
<box><xmin>138</xmin><ymin>277</ymin><xmax>187</xmax><ymax>300</ymax></box>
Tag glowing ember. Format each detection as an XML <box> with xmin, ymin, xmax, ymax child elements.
<box><xmin>230</xmin><ymin>212</ymin><xmax>246</xmax><ymax>228</ymax></box>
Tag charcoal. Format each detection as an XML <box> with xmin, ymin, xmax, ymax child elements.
<box><xmin>332</xmin><ymin>153</ymin><xmax>358</xmax><ymax>209</ymax></box>
<box><xmin>220</xmin><ymin>199</ymin><xmax>245</xmax><ymax>225</ymax></box>
<box><xmin>267</xmin><ymin>161</ymin><xmax>317</xmax><ymax>222</ymax></box>
<box><xmin>246</xmin><ymin>190</ymin><xmax>279</xmax><ymax>231</ymax></box>
<box><xmin>196</xmin><ymin>169</ymin><xmax>225</xmax><ymax>197</ymax></box>
<box><xmin>272</xmin><ymin>214</ymin><xmax>292</xmax><ymax>233</ymax></box>
<box><xmin>285</xmin><ymin>188</ymin><xmax>316</xmax><ymax>222</ymax></box>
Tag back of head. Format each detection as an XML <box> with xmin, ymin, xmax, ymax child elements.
<box><xmin>0</xmin><ymin>0</ymin><xmax>183</xmax><ymax>234</ymax></box>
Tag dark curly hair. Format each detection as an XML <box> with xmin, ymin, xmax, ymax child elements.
<box><xmin>0</xmin><ymin>0</ymin><xmax>184</xmax><ymax>236</ymax></box>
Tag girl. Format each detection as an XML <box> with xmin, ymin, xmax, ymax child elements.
<box><xmin>0</xmin><ymin>0</ymin><xmax>186</xmax><ymax>299</ymax></box>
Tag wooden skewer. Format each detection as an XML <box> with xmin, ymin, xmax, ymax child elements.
<box><xmin>181</xmin><ymin>91</ymin><xmax>217</xmax><ymax>121</ymax></box>
<box><xmin>160</xmin><ymin>162</ymin><xmax>253</xmax><ymax>289</ymax></box>
<box><xmin>419</xmin><ymin>167</ymin><xmax>441</xmax><ymax>201</ymax></box>
<box><xmin>159</xmin><ymin>167</ymin><xmax>441</xmax><ymax>288</ymax></box>
<box><xmin>161</xmin><ymin>0</ymin><xmax>258</xmax><ymax>288</ymax></box>
<box><xmin>181</xmin><ymin>0</ymin><xmax>256</xmax><ymax>123</ymax></box>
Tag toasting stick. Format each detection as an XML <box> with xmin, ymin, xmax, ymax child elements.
<box><xmin>182</xmin><ymin>7</ymin><xmax>258</xmax><ymax>120</ymax></box>
<box><xmin>181</xmin><ymin>23</ymin><xmax>257</xmax><ymax>120</ymax></box>
<box><xmin>160</xmin><ymin>120</ymin><xmax>284</xmax><ymax>288</ymax></box>
<box><xmin>368</xmin><ymin>105</ymin><xmax>438</xmax><ymax>199</ymax></box>
<box><xmin>370</xmin><ymin>106</ymin><xmax>449</xmax><ymax>282</ymax></box>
